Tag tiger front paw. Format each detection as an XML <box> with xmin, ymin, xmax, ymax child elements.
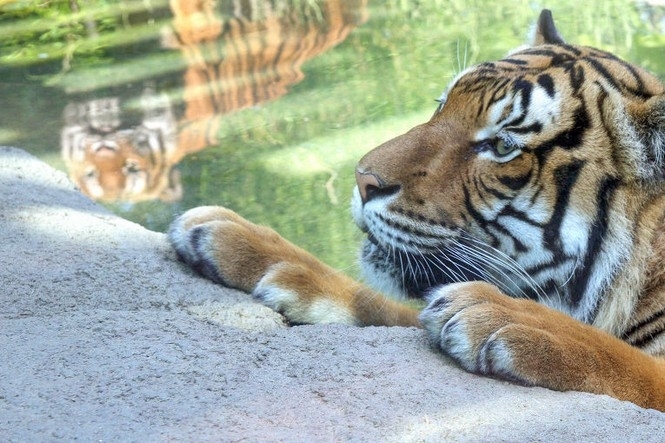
<box><xmin>418</xmin><ymin>281</ymin><xmax>598</xmax><ymax>388</ymax></box>
<box><xmin>418</xmin><ymin>281</ymin><xmax>665</xmax><ymax>406</ymax></box>
<box><xmin>418</xmin><ymin>282</ymin><xmax>522</xmax><ymax>378</ymax></box>
<box><xmin>168</xmin><ymin>206</ymin><xmax>357</xmax><ymax>325</ymax></box>
<box><xmin>168</xmin><ymin>206</ymin><xmax>288</xmax><ymax>293</ymax></box>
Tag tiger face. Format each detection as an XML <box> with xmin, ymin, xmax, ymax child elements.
<box><xmin>352</xmin><ymin>12</ymin><xmax>665</xmax><ymax>323</ymax></box>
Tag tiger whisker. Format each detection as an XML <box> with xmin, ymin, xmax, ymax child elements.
<box><xmin>415</xmin><ymin>249</ymin><xmax>435</xmax><ymax>289</ymax></box>
<box><xmin>462</xmin><ymin>236</ymin><xmax>550</xmax><ymax>300</ymax></box>
<box><xmin>441</xmin><ymin>243</ymin><xmax>530</xmax><ymax>298</ymax></box>
<box><xmin>423</xmin><ymin>251</ymin><xmax>465</xmax><ymax>285</ymax></box>
<box><xmin>561</xmin><ymin>257</ymin><xmax>579</xmax><ymax>287</ymax></box>
<box><xmin>451</xmin><ymin>242</ymin><xmax>535</xmax><ymax>298</ymax></box>
<box><xmin>445</xmin><ymin>244</ymin><xmax>529</xmax><ymax>298</ymax></box>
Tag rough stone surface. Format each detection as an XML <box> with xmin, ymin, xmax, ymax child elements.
<box><xmin>1</xmin><ymin>146</ymin><xmax>664</xmax><ymax>442</ymax></box>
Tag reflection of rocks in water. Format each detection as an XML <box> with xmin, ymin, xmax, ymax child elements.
<box><xmin>60</xmin><ymin>0</ymin><xmax>368</xmax><ymax>203</ymax></box>
<box><xmin>61</xmin><ymin>87</ymin><xmax>182</xmax><ymax>203</ymax></box>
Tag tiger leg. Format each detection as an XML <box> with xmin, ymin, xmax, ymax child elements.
<box><xmin>419</xmin><ymin>281</ymin><xmax>665</xmax><ymax>410</ymax></box>
<box><xmin>168</xmin><ymin>206</ymin><xmax>419</xmax><ymax>327</ymax></box>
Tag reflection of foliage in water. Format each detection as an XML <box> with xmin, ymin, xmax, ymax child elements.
<box><xmin>0</xmin><ymin>1</ymin><xmax>169</xmax><ymax>72</ymax></box>
<box><xmin>4</xmin><ymin>0</ymin><xmax>665</xmax><ymax>273</ymax></box>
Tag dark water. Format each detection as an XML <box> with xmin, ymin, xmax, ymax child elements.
<box><xmin>2</xmin><ymin>0</ymin><xmax>665</xmax><ymax>273</ymax></box>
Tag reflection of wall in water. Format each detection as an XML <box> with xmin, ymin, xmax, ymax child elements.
<box><xmin>60</xmin><ymin>0</ymin><xmax>368</xmax><ymax>203</ymax></box>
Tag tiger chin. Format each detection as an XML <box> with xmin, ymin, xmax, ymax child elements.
<box><xmin>168</xmin><ymin>10</ymin><xmax>665</xmax><ymax>411</ymax></box>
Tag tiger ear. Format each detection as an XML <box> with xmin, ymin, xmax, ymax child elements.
<box><xmin>532</xmin><ymin>9</ymin><xmax>565</xmax><ymax>45</ymax></box>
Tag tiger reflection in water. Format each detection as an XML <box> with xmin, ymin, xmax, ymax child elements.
<box><xmin>60</xmin><ymin>0</ymin><xmax>368</xmax><ymax>203</ymax></box>
<box><xmin>61</xmin><ymin>88</ymin><xmax>181</xmax><ymax>203</ymax></box>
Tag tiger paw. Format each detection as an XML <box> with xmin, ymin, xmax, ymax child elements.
<box><xmin>168</xmin><ymin>206</ymin><xmax>293</xmax><ymax>293</ymax></box>
<box><xmin>418</xmin><ymin>282</ymin><xmax>515</xmax><ymax>375</ymax></box>
<box><xmin>418</xmin><ymin>281</ymin><xmax>595</xmax><ymax>387</ymax></box>
<box><xmin>417</xmin><ymin>280</ymin><xmax>659</xmax><ymax>397</ymax></box>
<box><xmin>168</xmin><ymin>206</ymin><xmax>357</xmax><ymax>325</ymax></box>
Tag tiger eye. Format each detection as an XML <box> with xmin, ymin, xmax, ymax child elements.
<box><xmin>494</xmin><ymin>139</ymin><xmax>516</xmax><ymax>156</ymax></box>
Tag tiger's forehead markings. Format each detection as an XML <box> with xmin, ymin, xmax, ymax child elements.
<box><xmin>437</xmin><ymin>62</ymin><xmax>562</xmax><ymax>144</ymax></box>
<box><xmin>473</xmin><ymin>76</ymin><xmax>562</xmax><ymax>142</ymax></box>
<box><xmin>474</xmin><ymin>93</ymin><xmax>523</xmax><ymax>141</ymax></box>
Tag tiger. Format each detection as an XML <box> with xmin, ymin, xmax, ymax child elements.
<box><xmin>168</xmin><ymin>9</ymin><xmax>665</xmax><ymax>410</ymax></box>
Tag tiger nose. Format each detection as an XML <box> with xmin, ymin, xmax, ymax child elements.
<box><xmin>355</xmin><ymin>170</ymin><xmax>399</xmax><ymax>204</ymax></box>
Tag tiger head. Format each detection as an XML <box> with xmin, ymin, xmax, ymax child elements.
<box><xmin>352</xmin><ymin>10</ymin><xmax>665</xmax><ymax>322</ymax></box>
